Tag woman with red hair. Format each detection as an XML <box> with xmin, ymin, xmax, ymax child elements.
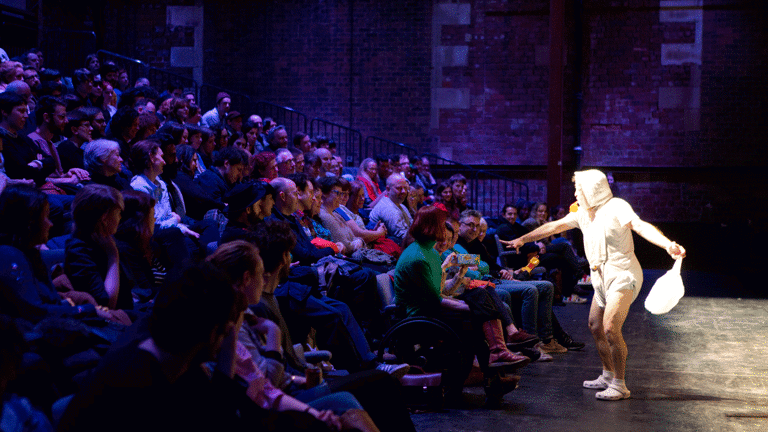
<box><xmin>393</xmin><ymin>205</ymin><xmax>529</xmax><ymax>403</ymax></box>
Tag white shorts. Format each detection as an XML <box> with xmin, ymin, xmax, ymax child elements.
<box><xmin>590</xmin><ymin>258</ymin><xmax>643</xmax><ymax>308</ymax></box>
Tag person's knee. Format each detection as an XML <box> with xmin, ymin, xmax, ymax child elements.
<box><xmin>588</xmin><ymin>317</ymin><xmax>603</xmax><ymax>335</ymax></box>
<box><xmin>603</xmin><ymin>323</ymin><xmax>622</xmax><ymax>345</ymax></box>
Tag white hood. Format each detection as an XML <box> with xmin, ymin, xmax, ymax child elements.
<box><xmin>574</xmin><ymin>169</ymin><xmax>612</xmax><ymax>209</ymax></box>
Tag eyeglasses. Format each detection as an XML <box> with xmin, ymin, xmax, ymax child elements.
<box><xmin>460</xmin><ymin>221</ymin><xmax>479</xmax><ymax>229</ymax></box>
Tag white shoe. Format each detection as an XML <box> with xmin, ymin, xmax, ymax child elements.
<box><xmin>564</xmin><ymin>294</ymin><xmax>588</xmax><ymax>304</ymax></box>
<box><xmin>596</xmin><ymin>385</ymin><xmax>631</xmax><ymax>400</ymax></box>
<box><xmin>583</xmin><ymin>374</ymin><xmax>611</xmax><ymax>389</ymax></box>
<box><xmin>376</xmin><ymin>363</ymin><xmax>410</xmax><ymax>380</ymax></box>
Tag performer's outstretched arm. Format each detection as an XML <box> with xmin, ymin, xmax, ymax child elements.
<box><xmin>629</xmin><ymin>219</ymin><xmax>686</xmax><ymax>259</ymax></box>
<box><xmin>501</xmin><ymin>219</ymin><xmax>572</xmax><ymax>251</ymax></box>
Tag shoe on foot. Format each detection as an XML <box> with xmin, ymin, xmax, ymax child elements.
<box><xmin>556</xmin><ymin>333</ymin><xmax>586</xmax><ymax>351</ymax></box>
<box><xmin>583</xmin><ymin>374</ymin><xmax>611</xmax><ymax>389</ymax></box>
<box><xmin>506</xmin><ymin>330</ymin><xmax>540</xmax><ymax>349</ymax></box>
<box><xmin>563</xmin><ymin>294</ymin><xmax>588</xmax><ymax>304</ymax></box>
<box><xmin>538</xmin><ymin>339</ymin><xmax>568</xmax><ymax>354</ymax></box>
<box><xmin>517</xmin><ymin>347</ymin><xmax>543</xmax><ymax>362</ymax></box>
<box><xmin>596</xmin><ymin>385</ymin><xmax>631</xmax><ymax>400</ymax></box>
<box><xmin>375</xmin><ymin>363</ymin><xmax>410</xmax><ymax>380</ymax></box>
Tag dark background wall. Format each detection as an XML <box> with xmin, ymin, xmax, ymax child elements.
<box><xmin>27</xmin><ymin>0</ymin><xmax>768</xmax><ymax>228</ymax></box>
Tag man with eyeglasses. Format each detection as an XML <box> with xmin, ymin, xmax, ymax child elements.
<box><xmin>369</xmin><ymin>173</ymin><xmax>413</xmax><ymax>246</ymax></box>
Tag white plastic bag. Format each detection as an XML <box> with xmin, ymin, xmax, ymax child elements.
<box><xmin>644</xmin><ymin>258</ymin><xmax>684</xmax><ymax>315</ymax></box>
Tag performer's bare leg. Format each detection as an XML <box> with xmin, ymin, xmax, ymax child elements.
<box><xmin>602</xmin><ymin>289</ymin><xmax>633</xmax><ymax>381</ymax></box>
<box><xmin>588</xmin><ymin>297</ymin><xmax>613</xmax><ymax>373</ymax></box>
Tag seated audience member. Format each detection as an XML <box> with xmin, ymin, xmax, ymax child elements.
<box><xmin>200</xmin><ymin>92</ymin><xmax>230</xmax><ymax>128</ymax></box>
<box><xmin>0</xmin><ymin>61</ymin><xmax>23</xmax><ymax>93</ymax></box>
<box><xmin>457</xmin><ymin>210</ymin><xmax>583</xmax><ymax>351</ymax></box>
<box><xmin>266</xmin><ymin>125</ymin><xmax>289</xmax><ymax>152</ymax></box>
<box><xmin>303</xmin><ymin>151</ymin><xmax>322</xmax><ymax>179</ymax></box>
<box><xmin>238</xmin><ymin>223</ymin><xmax>416</xmax><ymax>432</ymax></box>
<box><xmin>331</xmin><ymin>156</ymin><xmax>344</xmax><ymax>178</ymax></box>
<box><xmin>106</xmin><ymin>106</ymin><xmax>139</xmax><ymax>165</ymax></box>
<box><xmin>0</xmin><ymin>186</ymin><xmax>122</xmax><ymax>323</ymax></box>
<box><xmin>416</xmin><ymin>155</ymin><xmax>437</xmax><ymax>192</ymax></box>
<box><xmin>435</xmin><ymin>181</ymin><xmax>460</xmax><ymax>220</ymax></box>
<box><xmin>225</xmin><ymin>110</ymin><xmax>241</xmax><ymax>133</ymax></box>
<box><xmin>0</xmin><ymin>314</ymin><xmax>55</xmax><ymax>431</ymax></box>
<box><xmin>185</xmin><ymin>103</ymin><xmax>201</xmax><ymax>125</ymax></box>
<box><xmin>0</xmin><ymin>92</ymin><xmax>55</xmax><ymax>186</ymax></box>
<box><xmin>290</xmin><ymin>147</ymin><xmax>305</xmax><ymax>173</ymax></box>
<box><xmin>115</xmin><ymin>190</ymin><xmax>164</xmax><ymax>303</ymax></box>
<box><xmin>275</xmin><ymin>174</ymin><xmax>342</xmax><ymax>260</ymax></box>
<box><xmin>523</xmin><ymin>201</ymin><xmax>548</xmax><ymax>231</ymax></box>
<box><xmin>58</xmin><ymin>263</ymin><xmax>330</xmax><ymax>432</ymax></box>
<box><xmin>406</xmin><ymin>184</ymin><xmax>425</xmax><ymax>216</ymax></box>
<box><xmin>174</xmin><ymin>144</ymin><xmax>225</xmax><ymax>220</ymax></box>
<box><xmin>81</xmin><ymin>106</ymin><xmax>107</xmax><ymax>139</ymax></box>
<box><xmin>314</xmin><ymin>148</ymin><xmax>334</xmax><ymax>178</ymax></box>
<box><xmin>438</xmin><ymin>220</ymin><xmax>543</xmax><ymax>352</ymax></box>
<box><xmin>241</xmin><ymin>120</ymin><xmax>263</xmax><ymax>155</ymax></box>
<box><xmin>135</xmin><ymin>111</ymin><xmax>161</xmax><ymax>141</ymax></box>
<box><xmin>269</xmin><ymin>177</ymin><xmax>381</xmax><ymax>329</ymax></box>
<box><xmin>207</xmin><ymin>241</ymin><xmax>368</xmax><ymax>429</ymax></box>
<box><xmin>157</xmin><ymin>121</ymin><xmax>187</xmax><ymax>147</ymax></box>
<box><xmin>4</xmin><ymin>80</ymin><xmax>36</xmax><ymax>136</ymax></box>
<box><xmin>356</xmin><ymin>158</ymin><xmax>382</xmax><ymax>208</ymax></box>
<box><xmin>212</xmin><ymin>123</ymin><xmax>231</xmax><ymax>151</ymax></box>
<box><xmin>195</xmin><ymin>145</ymin><xmax>247</xmax><ymax>201</ymax></box>
<box><xmin>252</xmin><ymin>151</ymin><xmax>278</xmax><ymax>181</ymax></box>
<box><xmin>275</xmin><ymin>148</ymin><xmax>296</xmax><ymax>176</ymax></box>
<box><xmin>496</xmin><ymin>204</ymin><xmax>528</xmax><ymax>244</ymax></box>
<box><xmin>65</xmin><ymin>184</ymin><xmax>133</xmax><ymax>310</ymax></box>
<box><xmin>28</xmin><ymin>95</ymin><xmax>92</xmax><ymax>190</ymax></box>
<box><xmin>82</xmin><ymin>139</ymin><xmax>131</xmax><ymax>190</ymax></box>
<box><xmin>449</xmin><ymin>174</ymin><xmax>469</xmax><ymax>214</ymax></box>
<box><xmin>134</xmin><ymin>98</ymin><xmax>156</xmax><ymax>115</ymax></box>
<box><xmin>71</xmin><ymin>68</ymin><xmax>94</xmax><ymax>108</ymax></box>
<box><xmin>167</xmin><ymin>97</ymin><xmax>189</xmax><ymax>124</ymax></box>
<box><xmin>369</xmin><ymin>174</ymin><xmax>413</xmax><ymax>246</ymax></box>
<box><xmin>374</xmin><ymin>154</ymin><xmax>392</xmax><ymax>192</ymax></box>
<box><xmin>292</xmin><ymin>131</ymin><xmax>311</xmax><ymax>153</ymax></box>
<box><xmin>393</xmin><ymin>206</ymin><xmax>527</xmax><ymax>401</ymax></box>
<box><xmin>317</xmin><ymin>176</ymin><xmax>365</xmax><ymax>255</ymax></box>
<box><xmin>220</xmin><ymin>181</ymin><xmax>275</xmax><ymax>242</ymax></box>
<box><xmin>197</xmin><ymin>126</ymin><xmax>215</xmax><ymax>171</ymax></box>
<box><xmin>129</xmin><ymin>140</ymin><xmax>198</xmax><ymax>238</ymax></box>
<box><xmin>339</xmin><ymin>181</ymin><xmax>399</xmax><ymax>255</ymax></box>
<box><xmin>58</xmin><ymin>109</ymin><xmax>93</xmax><ymax>172</ymax></box>
<box><xmin>155</xmin><ymin>95</ymin><xmax>172</xmax><ymax>122</ymax></box>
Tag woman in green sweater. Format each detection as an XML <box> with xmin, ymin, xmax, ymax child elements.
<box><xmin>393</xmin><ymin>205</ymin><xmax>528</xmax><ymax>402</ymax></box>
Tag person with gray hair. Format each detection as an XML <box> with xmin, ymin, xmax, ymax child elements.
<box><xmin>369</xmin><ymin>173</ymin><xmax>413</xmax><ymax>246</ymax></box>
<box><xmin>265</xmin><ymin>125</ymin><xmax>288</xmax><ymax>152</ymax></box>
<box><xmin>82</xmin><ymin>139</ymin><xmax>131</xmax><ymax>190</ymax></box>
<box><xmin>274</xmin><ymin>147</ymin><xmax>295</xmax><ymax>176</ymax></box>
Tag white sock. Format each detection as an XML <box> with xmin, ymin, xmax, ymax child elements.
<box><xmin>602</xmin><ymin>370</ymin><xmax>615</xmax><ymax>381</ymax></box>
<box><xmin>612</xmin><ymin>378</ymin><xmax>627</xmax><ymax>390</ymax></box>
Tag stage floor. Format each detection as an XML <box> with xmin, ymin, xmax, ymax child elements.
<box><xmin>410</xmin><ymin>272</ymin><xmax>768</xmax><ymax>432</ymax></box>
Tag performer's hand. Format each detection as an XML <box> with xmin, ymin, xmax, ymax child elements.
<box><xmin>666</xmin><ymin>242</ymin><xmax>686</xmax><ymax>259</ymax></box>
<box><xmin>502</xmin><ymin>238</ymin><xmax>523</xmax><ymax>252</ymax></box>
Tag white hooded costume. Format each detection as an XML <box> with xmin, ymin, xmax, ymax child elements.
<box><xmin>560</xmin><ymin>170</ymin><xmax>643</xmax><ymax>308</ymax></box>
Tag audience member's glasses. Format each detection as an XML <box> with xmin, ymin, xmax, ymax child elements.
<box><xmin>460</xmin><ymin>221</ymin><xmax>479</xmax><ymax>229</ymax></box>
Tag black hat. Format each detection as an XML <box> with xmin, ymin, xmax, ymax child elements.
<box><xmin>223</xmin><ymin>181</ymin><xmax>274</xmax><ymax>218</ymax></box>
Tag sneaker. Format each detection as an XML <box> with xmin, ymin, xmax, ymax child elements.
<box><xmin>556</xmin><ymin>333</ymin><xmax>585</xmax><ymax>351</ymax></box>
<box><xmin>376</xmin><ymin>363</ymin><xmax>410</xmax><ymax>380</ymax></box>
<box><xmin>517</xmin><ymin>347</ymin><xmax>542</xmax><ymax>362</ymax></box>
<box><xmin>563</xmin><ymin>294</ymin><xmax>588</xmax><ymax>304</ymax></box>
<box><xmin>577</xmin><ymin>274</ymin><xmax>592</xmax><ymax>286</ymax></box>
<box><xmin>583</xmin><ymin>374</ymin><xmax>611</xmax><ymax>389</ymax></box>
<box><xmin>538</xmin><ymin>339</ymin><xmax>568</xmax><ymax>354</ymax></box>
<box><xmin>596</xmin><ymin>385</ymin><xmax>631</xmax><ymax>400</ymax></box>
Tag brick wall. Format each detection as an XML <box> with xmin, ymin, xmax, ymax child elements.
<box><xmin>36</xmin><ymin>0</ymin><xmax>768</xmax><ymax>224</ymax></box>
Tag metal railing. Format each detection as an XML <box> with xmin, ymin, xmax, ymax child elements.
<box><xmin>200</xmin><ymin>84</ymin><xmax>253</xmax><ymax>116</ymax></box>
<box><xmin>254</xmin><ymin>101</ymin><xmax>309</xmax><ymax>141</ymax></box>
<box><xmin>309</xmin><ymin>118</ymin><xmax>363</xmax><ymax>168</ymax></box>
<box><xmin>97</xmin><ymin>50</ymin><xmax>197</xmax><ymax>97</ymax></box>
<box><xmin>362</xmin><ymin>136</ymin><xmax>419</xmax><ymax>161</ymax></box>
<box><xmin>470</xmin><ymin>169</ymin><xmax>530</xmax><ymax>217</ymax></box>
<box><xmin>42</xmin><ymin>30</ymin><xmax>98</xmax><ymax>76</ymax></box>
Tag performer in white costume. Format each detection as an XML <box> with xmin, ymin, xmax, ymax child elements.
<box><xmin>504</xmin><ymin>170</ymin><xmax>686</xmax><ymax>400</ymax></box>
